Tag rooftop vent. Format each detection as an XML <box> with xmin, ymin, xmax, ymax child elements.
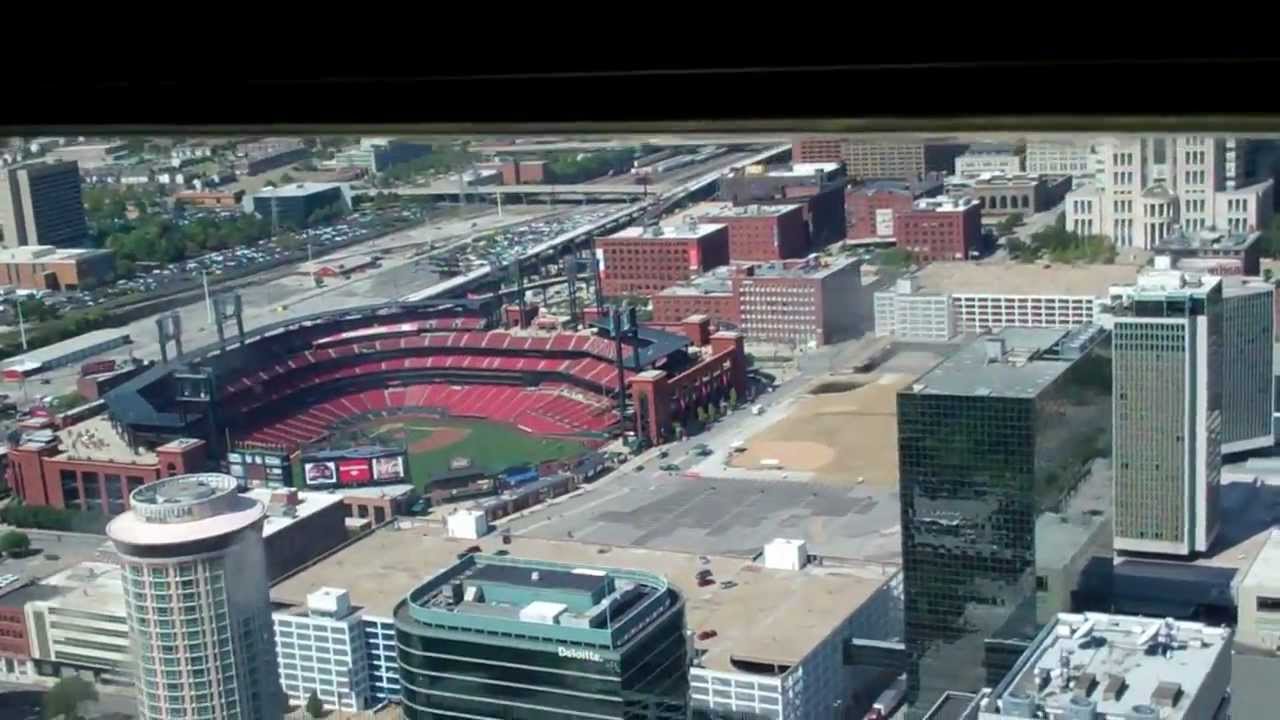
<box><xmin>1001</xmin><ymin>689</ymin><xmax>1037</xmax><ymax>719</ymax></box>
<box><xmin>1102</xmin><ymin>673</ymin><xmax>1127</xmax><ymax>701</ymax></box>
<box><xmin>984</xmin><ymin>337</ymin><xmax>1006</xmax><ymax>364</ymax></box>
<box><xmin>1151</xmin><ymin>681</ymin><xmax>1182</xmax><ymax>708</ymax></box>
<box><xmin>1131</xmin><ymin>705</ymin><xmax>1158</xmax><ymax>718</ymax></box>
<box><xmin>1064</xmin><ymin>695</ymin><xmax>1098</xmax><ymax>720</ymax></box>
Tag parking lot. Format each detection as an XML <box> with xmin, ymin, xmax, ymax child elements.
<box><xmin>0</xmin><ymin>530</ymin><xmax>116</xmax><ymax>585</ymax></box>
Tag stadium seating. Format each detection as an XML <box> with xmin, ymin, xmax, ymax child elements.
<box><xmin>235</xmin><ymin>382</ymin><xmax>620</xmax><ymax>451</ymax></box>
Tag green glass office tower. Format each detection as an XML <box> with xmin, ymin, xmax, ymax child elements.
<box><xmin>896</xmin><ymin>326</ymin><xmax>1111</xmax><ymax>719</ymax></box>
<box><xmin>396</xmin><ymin>554</ymin><xmax>688</xmax><ymax>720</ymax></box>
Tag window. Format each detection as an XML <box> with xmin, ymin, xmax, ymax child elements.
<box><xmin>1035</xmin><ymin>576</ymin><xmax>1049</xmax><ymax>592</ymax></box>
<box><xmin>1258</xmin><ymin>596</ymin><xmax>1280</xmax><ymax>612</ymax></box>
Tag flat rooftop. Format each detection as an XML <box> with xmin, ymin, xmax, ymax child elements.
<box><xmin>606</xmin><ymin>223</ymin><xmax>727</xmax><ymax>240</ymax></box>
<box><xmin>701</xmin><ymin>203</ymin><xmax>799</xmax><ymax>219</ymax></box>
<box><xmin>1239</xmin><ymin>529</ymin><xmax>1280</xmax><ymax>592</ymax></box>
<box><xmin>996</xmin><ymin>612</ymin><xmax>1231</xmax><ymax>720</ymax></box>
<box><xmin>38</xmin><ymin>561</ymin><xmax>125</xmax><ymax>614</ymax></box>
<box><xmin>3</xmin><ymin>328</ymin><xmax>130</xmax><ymax>369</ymax></box>
<box><xmin>54</xmin><ymin>413</ymin><xmax>157</xmax><ymax>465</ymax></box>
<box><xmin>245</xmin><ymin>488</ymin><xmax>346</xmax><ymax>538</ymax></box>
<box><xmin>1154</xmin><ymin>229</ymin><xmax>1260</xmax><ymax>252</ymax></box>
<box><xmin>907</xmin><ymin>325</ymin><xmax>1106</xmax><ymax>399</ymax></box>
<box><xmin>914</xmin><ymin>262</ymin><xmax>1140</xmax><ymax>296</ymax></box>
<box><xmin>1036</xmin><ymin>458</ymin><xmax>1112</xmax><ymax>572</ymax></box>
<box><xmin>0</xmin><ymin>246</ymin><xmax>112</xmax><ymax>263</ymax></box>
<box><xmin>251</xmin><ymin>182</ymin><xmax>343</xmax><ymax>198</ymax></box>
<box><xmin>740</xmin><ymin>254</ymin><xmax>860</xmax><ymax>280</ymax></box>
<box><xmin>270</xmin><ymin>525</ymin><xmax>894</xmax><ymax>674</ymax></box>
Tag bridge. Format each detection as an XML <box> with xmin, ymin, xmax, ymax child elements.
<box><xmin>398</xmin><ymin>144</ymin><xmax>791</xmax><ymax>303</ymax></box>
<box><xmin>469</xmin><ymin>136</ymin><xmax>791</xmax><ymax>154</ymax></box>
<box><xmin>353</xmin><ymin>183</ymin><xmax>651</xmax><ymax>203</ymax></box>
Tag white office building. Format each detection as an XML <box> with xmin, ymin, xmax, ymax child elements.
<box><xmin>873</xmin><ymin>278</ymin><xmax>954</xmax><ymax>342</ymax></box>
<box><xmin>1064</xmin><ymin>136</ymin><xmax>1273</xmax><ymax>249</ymax></box>
<box><xmin>107</xmin><ymin>473</ymin><xmax>283</xmax><ymax>720</ymax></box>
<box><xmin>954</xmin><ymin>143</ymin><xmax>1023</xmax><ymax>177</ymax></box>
<box><xmin>1109</xmin><ymin>268</ymin><xmax>1223</xmax><ymax>556</ymax></box>
<box><xmin>273</xmin><ymin>588</ymin><xmax>371</xmax><ymax>712</ymax></box>
<box><xmin>23</xmin><ymin>562</ymin><xmax>132</xmax><ymax>688</ymax></box>
<box><xmin>689</xmin><ymin>547</ymin><xmax>903</xmax><ymax>720</ymax></box>
<box><xmin>1025</xmin><ymin>138</ymin><xmax>1095</xmax><ymax>180</ymax></box>
<box><xmin>980</xmin><ymin>612</ymin><xmax>1231</xmax><ymax>720</ymax></box>
<box><xmin>1222</xmin><ymin>277</ymin><xmax>1276</xmax><ymax>454</ymax></box>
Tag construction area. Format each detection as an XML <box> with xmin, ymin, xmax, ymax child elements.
<box><xmin>727</xmin><ymin>348</ymin><xmax>948</xmax><ymax>486</ymax></box>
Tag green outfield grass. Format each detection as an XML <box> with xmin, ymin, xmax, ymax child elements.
<box><xmin>298</xmin><ymin>417</ymin><xmax>588</xmax><ymax>491</ymax></box>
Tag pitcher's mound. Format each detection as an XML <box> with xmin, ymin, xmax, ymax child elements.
<box><xmin>734</xmin><ymin>441</ymin><xmax>835</xmax><ymax>471</ymax></box>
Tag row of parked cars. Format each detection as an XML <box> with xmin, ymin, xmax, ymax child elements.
<box><xmin>434</xmin><ymin>207</ymin><xmax>619</xmax><ymax>274</ymax></box>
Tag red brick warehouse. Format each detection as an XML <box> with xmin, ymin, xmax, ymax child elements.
<box><xmin>596</xmin><ymin>221</ymin><xmax>729</xmax><ymax>297</ymax></box>
<box><xmin>894</xmin><ymin>197</ymin><xmax>983</xmax><ymax>262</ymax></box>
<box><xmin>698</xmin><ymin>204</ymin><xmax>809</xmax><ymax>261</ymax></box>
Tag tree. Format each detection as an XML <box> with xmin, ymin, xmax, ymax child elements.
<box><xmin>280</xmin><ymin>172</ymin><xmax>297</xmax><ymax>185</ymax></box>
<box><xmin>43</xmin><ymin>676</ymin><xmax>98</xmax><ymax>720</ymax></box>
<box><xmin>696</xmin><ymin>407</ymin><xmax>708</xmax><ymax>424</ymax></box>
<box><xmin>728</xmin><ymin>387</ymin><xmax>739</xmax><ymax>408</ymax></box>
<box><xmin>672</xmin><ymin>421</ymin><xmax>685</xmax><ymax>440</ymax></box>
<box><xmin>306</xmin><ymin>690</ymin><xmax>324</xmax><ymax>719</ymax></box>
<box><xmin>872</xmin><ymin>248</ymin><xmax>915</xmax><ymax>269</ymax></box>
<box><xmin>998</xmin><ymin>212</ymin><xmax>1024</xmax><ymax>236</ymax></box>
<box><xmin>0</xmin><ymin>530</ymin><xmax>30</xmax><ymax>557</ymax></box>
<box><xmin>1266</xmin><ymin>268</ymin><xmax>1275</xmax><ymax>283</ymax></box>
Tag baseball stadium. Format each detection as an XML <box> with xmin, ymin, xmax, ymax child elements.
<box><xmin>98</xmin><ymin>301</ymin><xmax>747</xmax><ymax>496</ymax></box>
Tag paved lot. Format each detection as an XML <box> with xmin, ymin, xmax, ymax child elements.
<box><xmin>0</xmin><ymin>680</ymin><xmax>135</xmax><ymax>719</ymax></box>
<box><xmin>503</xmin><ymin>471</ymin><xmax>902</xmax><ymax>565</ymax></box>
<box><xmin>0</xmin><ymin>530</ymin><xmax>115</xmax><ymax>585</ymax></box>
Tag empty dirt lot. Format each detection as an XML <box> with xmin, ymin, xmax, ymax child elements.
<box><xmin>729</xmin><ymin>349</ymin><xmax>947</xmax><ymax>486</ymax></box>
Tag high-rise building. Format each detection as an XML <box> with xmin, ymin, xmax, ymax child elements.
<box><xmin>1064</xmin><ymin>136</ymin><xmax>1273</xmax><ymax>249</ymax></box>
<box><xmin>0</xmin><ymin>161</ymin><xmax>88</xmax><ymax>248</ymax></box>
<box><xmin>106</xmin><ymin>473</ymin><xmax>283</xmax><ymax>720</ymax></box>
<box><xmin>1222</xmin><ymin>277</ymin><xmax>1275</xmax><ymax>454</ymax></box>
<box><xmin>1108</xmin><ymin>268</ymin><xmax>1223</xmax><ymax>556</ymax></box>
<box><xmin>395</xmin><ymin>553</ymin><xmax>689</xmax><ymax>720</ymax></box>
<box><xmin>896</xmin><ymin>326</ymin><xmax>1113</xmax><ymax>718</ymax></box>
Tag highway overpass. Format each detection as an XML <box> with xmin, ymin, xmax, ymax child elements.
<box><xmin>469</xmin><ymin>136</ymin><xmax>791</xmax><ymax>154</ymax></box>
<box><xmin>398</xmin><ymin>143</ymin><xmax>791</xmax><ymax>302</ymax></box>
<box><xmin>354</xmin><ymin>183</ymin><xmax>651</xmax><ymax>202</ymax></box>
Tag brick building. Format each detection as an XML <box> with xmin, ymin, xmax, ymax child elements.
<box><xmin>719</xmin><ymin>164</ymin><xmax>848</xmax><ymax>249</ymax></box>
<box><xmin>654</xmin><ymin>255</ymin><xmax>864</xmax><ymax>347</ymax></box>
<box><xmin>652</xmin><ymin>266</ymin><xmax>740</xmax><ymax>328</ymax></box>
<box><xmin>0</xmin><ymin>245</ymin><xmax>115</xmax><ymax>291</ymax></box>
<box><xmin>629</xmin><ymin>331</ymin><xmax>748</xmax><ymax>445</ymax></box>
<box><xmin>793</xmin><ymin>137</ymin><xmax>926</xmax><ymax>180</ymax></box>
<box><xmin>597</xmin><ymin>221</ymin><xmax>729</xmax><ymax>296</ymax></box>
<box><xmin>845</xmin><ymin>177</ymin><xmax>945</xmax><ymax>240</ymax></box>
<box><xmin>734</xmin><ymin>255</ymin><xmax>863</xmax><ymax>347</ymax></box>
<box><xmin>695</xmin><ymin>204</ymin><xmax>808</xmax><ymax>261</ymax></box>
<box><xmin>6</xmin><ymin>414</ymin><xmax>208</xmax><ymax>515</ymax></box>
<box><xmin>894</xmin><ymin>197</ymin><xmax>983</xmax><ymax>262</ymax></box>
<box><xmin>174</xmin><ymin>190</ymin><xmax>244</xmax><ymax>208</ymax></box>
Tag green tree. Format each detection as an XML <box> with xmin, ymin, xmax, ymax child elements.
<box><xmin>672</xmin><ymin>421</ymin><xmax>685</xmax><ymax>440</ymax></box>
<box><xmin>872</xmin><ymin>248</ymin><xmax>915</xmax><ymax>269</ymax></box>
<box><xmin>1261</xmin><ymin>216</ymin><xmax>1280</xmax><ymax>259</ymax></box>
<box><xmin>998</xmin><ymin>212</ymin><xmax>1024</xmax><ymax>235</ymax></box>
<box><xmin>1005</xmin><ymin>236</ymin><xmax>1037</xmax><ymax>263</ymax></box>
<box><xmin>43</xmin><ymin>676</ymin><xmax>98</xmax><ymax>720</ymax></box>
<box><xmin>696</xmin><ymin>407</ymin><xmax>708</xmax><ymax>424</ymax></box>
<box><xmin>1265</xmin><ymin>268</ymin><xmax>1274</xmax><ymax>283</ymax></box>
<box><xmin>280</xmin><ymin>172</ymin><xmax>297</xmax><ymax>185</ymax></box>
<box><xmin>305</xmin><ymin>690</ymin><xmax>324</xmax><ymax>719</ymax></box>
<box><xmin>729</xmin><ymin>387</ymin><xmax>739</xmax><ymax>408</ymax></box>
<box><xmin>0</xmin><ymin>530</ymin><xmax>30</xmax><ymax>557</ymax></box>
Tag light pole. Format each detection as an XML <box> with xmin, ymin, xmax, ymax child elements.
<box><xmin>14</xmin><ymin>297</ymin><xmax>27</xmax><ymax>351</ymax></box>
<box><xmin>201</xmin><ymin>270</ymin><xmax>213</xmax><ymax>325</ymax></box>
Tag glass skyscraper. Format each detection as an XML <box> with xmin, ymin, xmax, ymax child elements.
<box><xmin>396</xmin><ymin>554</ymin><xmax>688</xmax><ymax>719</ymax></box>
<box><xmin>896</xmin><ymin>326</ymin><xmax>1111</xmax><ymax>718</ymax></box>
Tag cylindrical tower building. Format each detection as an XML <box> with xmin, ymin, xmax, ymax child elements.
<box><xmin>107</xmin><ymin>473</ymin><xmax>282</xmax><ymax>720</ymax></box>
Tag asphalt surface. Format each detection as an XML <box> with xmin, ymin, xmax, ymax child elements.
<box><xmin>0</xmin><ymin>680</ymin><xmax>136</xmax><ymax>720</ymax></box>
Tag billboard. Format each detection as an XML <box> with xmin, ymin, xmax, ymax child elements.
<box><xmin>373</xmin><ymin>455</ymin><xmax>406</xmax><ymax>482</ymax></box>
<box><xmin>875</xmin><ymin>209</ymin><xmax>895</xmax><ymax>237</ymax></box>
<box><xmin>228</xmin><ymin>447</ymin><xmax>293</xmax><ymax>489</ymax></box>
<box><xmin>337</xmin><ymin>459</ymin><xmax>373</xmax><ymax>486</ymax></box>
<box><xmin>304</xmin><ymin>461</ymin><xmax>337</xmax><ymax>487</ymax></box>
<box><xmin>301</xmin><ymin>446</ymin><xmax>410</xmax><ymax>489</ymax></box>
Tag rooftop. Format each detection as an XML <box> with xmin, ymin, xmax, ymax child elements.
<box><xmin>0</xmin><ymin>582</ymin><xmax>68</xmax><ymax>608</ymax></box>
<box><xmin>962</xmin><ymin>142</ymin><xmax>1022</xmax><ymax>155</ymax></box>
<box><xmin>993</xmin><ymin>612</ymin><xmax>1231</xmax><ymax>720</ymax></box>
<box><xmin>907</xmin><ymin>325</ymin><xmax>1107</xmax><ymax>399</ymax></box>
<box><xmin>739</xmin><ymin>254</ymin><xmax>861</xmax><ymax>280</ymax></box>
<box><xmin>606</xmin><ymin>222</ymin><xmax>727</xmax><ymax>241</ymax></box>
<box><xmin>245</xmin><ymin>488</ymin><xmax>346</xmax><ymax>538</ymax></box>
<box><xmin>1153</xmin><ymin>228</ymin><xmax>1261</xmax><ymax>252</ymax></box>
<box><xmin>909</xmin><ymin>196</ymin><xmax>979</xmax><ymax>213</ymax></box>
<box><xmin>36</xmin><ymin>561</ymin><xmax>126</xmax><ymax>614</ymax></box>
<box><xmin>924</xmin><ymin>691</ymin><xmax>983</xmax><ymax>720</ymax></box>
<box><xmin>700</xmin><ymin>203</ymin><xmax>800</xmax><ymax>219</ymax></box>
<box><xmin>913</xmin><ymin>262</ymin><xmax>1139</xmax><ymax>296</ymax></box>
<box><xmin>271</xmin><ymin>525</ymin><xmax>895</xmax><ymax>673</ymax></box>
<box><xmin>53</xmin><ymin>413</ymin><xmax>158</xmax><ymax>465</ymax></box>
<box><xmin>0</xmin><ymin>246</ymin><xmax>113</xmax><ymax>263</ymax></box>
<box><xmin>2</xmin><ymin>328</ymin><xmax>131</xmax><ymax>371</ymax></box>
<box><xmin>766</xmin><ymin>162</ymin><xmax>841</xmax><ymax>177</ymax></box>
<box><xmin>251</xmin><ymin>182</ymin><xmax>344</xmax><ymax>198</ymax></box>
<box><xmin>106</xmin><ymin>474</ymin><xmax>265</xmax><ymax>547</ymax></box>
<box><xmin>1239</xmin><ymin>529</ymin><xmax>1280</xmax><ymax>592</ymax></box>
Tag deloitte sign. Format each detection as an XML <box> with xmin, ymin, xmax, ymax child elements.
<box><xmin>558</xmin><ymin>647</ymin><xmax>604</xmax><ymax>663</ymax></box>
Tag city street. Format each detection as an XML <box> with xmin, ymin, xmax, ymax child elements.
<box><xmin>0</xmin><ymin>680</ymin><xmax>135</xmax><ymax>720</ymax></box>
